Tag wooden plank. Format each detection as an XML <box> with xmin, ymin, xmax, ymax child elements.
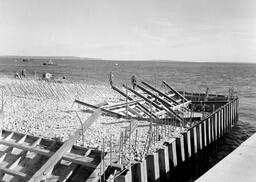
<box><xmin>86</xmin><ymin>153</ymin><xmax>111</xmax><ymax>182</ymax></box>
<box><xmin>0</xmin><ymin>139</ymin><xmax>97</xmax><ymax>168</ymax></box>
<box><xmin>127</xmin><ymin>106</ymin><xmax>144</xmax><ymax>117</ymax></box>
<box><xmin>162</xmin><ymin>80</ymin><xmax>188</xmax><ymax>102</ymax></box>
<box><xmin>171</xmin><ymin>101</ymin><xmax>191</xmax><ymax>110</ymax></box>
<box><xmin>56</xmin><ymin>150</ymin><xmax>92</xmax><ymax>182</ymax></box>
<box><xmin>112</xmin><ymin>85</ymin><xmax>158</xmax><ymax>119</ymax></box>
<box><xmin>123</xmin><ymin>84</ymin><xmax>183</xmax><ymax>122</ymax></box>
<box><xmin>136</xmin><ymin>83</ymin><xmax>174</xmax><ymax>108</ymax></box>
<box><xmin>103</xmin><ymin>100</ymin><xmax>142</xmax><ymax>110</ymax></box>
<box><xmin>136</xmin><ymin>84</ymin><xmax>184</xmax><ymax>119</ymax></box>
<box><xmin>28</xmin><ymin>109</ymin><xmax>102</xmax><ymax>182</ymax></box>
<box><xmin>142</xmin><ymin>81</ymin><xmax>179</xmax><ymax>104</ymax></box>
<box><xmin>74</xmin><ymin>100</ymin><xmax>125</xmax><ymax>118</ymax></box>
<box><xmin>136</xmin><ymin>84</ymin><xmax>186</xmax><ymax>120</ymax></box>
<box><xmin>0</xmin><ymin>166</ymin><xmax>26</xmax><ymax>178</ymax></box>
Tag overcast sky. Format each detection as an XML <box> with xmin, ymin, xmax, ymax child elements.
<box><xmin>0</xmin><ymin>0</ymin><xmax>255</xmax><ymax>62</ymax></box>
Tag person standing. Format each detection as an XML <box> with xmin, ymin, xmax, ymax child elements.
<box><xmin>109</xmin><ymin>72</ymin><xmax>114</xmax><ymax>86</ymax></box>
<box><xmin>21</xmin><ymin>69</ymin><xmax>26</xmax><ymax>78</ymax></box>
<box><xmin>131</xmin><ymin>75</ymin><xmax>137</xmax><ymax>89</ymax></box>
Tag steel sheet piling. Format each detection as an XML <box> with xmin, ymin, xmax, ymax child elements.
<box><xmin>168</xmin><ymin>140</ymin><xmax>177</xmax><ymax>168</ymax></box>
<box><xmin>199</xmin><ymin>124</ymin><xmax>203</xmax><ymax>149</ymax></box>
<box><xmin>114</xmin><ymin>98</ymin><xmax>239</xmax><ymax>181</ymax></box>
<box><xmin>214</xmin><ymin>113</ymin><xmax>218</xmax><ymax>140</ymax></box>
<box><xmin>203</xmin><ymin>120</ymin><xmax>208</xmax><ymax>147</ymax></box>
<box><xmin>183</xmin><ymin>131</ymin><xmax>192</xmax><ymax>159</ymax></box>
<box><xmin>158</xmin><ymin>146</ymin><xmax>170</xmax><ymax>180</ymax></box>
<box><xmin>207</xmin><ymin>118</ymin><xmax>212</xmax><ymax>144</ymax></box>
<box><xmin>176</xmin><ymin>136</ymin><xmax>185</xmax><ymax>163</ymax></box>
<box><xmin>146</xmin><ymin>153</ymin><xmax>160</xmax><ymax>182</ymax></box>
<box><xmin>211</xmin><ymin>116</ymin><xmax>215</xmax><ymax>142</ymax></box>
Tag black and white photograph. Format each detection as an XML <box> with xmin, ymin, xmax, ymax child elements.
<box><xmin>0</xmin><ymin>0</ymin><xmax>255</xmax><ymax>181</ymax></box>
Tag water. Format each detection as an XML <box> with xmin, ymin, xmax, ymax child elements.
<box><xmin>1</xmin><ymin>58</ymin><xmax>256</xmax><ymax>181</ymax></box>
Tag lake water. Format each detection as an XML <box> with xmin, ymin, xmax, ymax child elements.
<box><xmin>1</xmin><ymin>58</ymin><xmax>256</xmax><ymax>181</ymax></box>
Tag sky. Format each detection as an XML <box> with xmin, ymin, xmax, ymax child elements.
<box><xmin>0</xmin><ymin>0</ymin><xmax>256</xmax><ymax>62</ymax></box>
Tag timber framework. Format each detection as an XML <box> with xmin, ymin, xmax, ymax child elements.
<box><xmin>0</xmin><ymin>78</ymin><xmax>238</xmax><ymax>182</ymax></box>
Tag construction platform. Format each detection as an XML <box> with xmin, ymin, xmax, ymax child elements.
<box><xmin>197</xmin><ymin>133</ymin><xmax>256</xmax><ymax>182</ymax></box>
<box><xmin>0</xmin><ymin>78</ymin><xmax>237</xmax><ymax>181</ymax></box>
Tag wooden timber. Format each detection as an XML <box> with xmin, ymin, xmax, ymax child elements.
<box><xmin>162</xmin><ymin>80</ymin><xmax>189</xmax><ymax>102</ymax></box>
<box><xmin>134</xmin><ymin>83</ymin><xmax>184</xmax><ymax>122</ymax></box>
<box><xmin>0</xmin><ymin>110</ymin><xmax>109</xmax><ymax>182</ymax></box>
<box><xmin>111</xmin><ymin>86</ymin><xmax>158</xmax><ymax>119</ymax></box>
<box><xmin>28</xmin><ymin>109</ymin><xmax>102</xmax><ymax>182</ymax></box>
<box><xmin>141</xmin><ymin>81</ymin><xmax>179</xmax><ymax>105</ymax></box>
<box><xmin>74</xmin><ymin>99</ymin><xmax>126</xmax><ymax>118</ymax></box>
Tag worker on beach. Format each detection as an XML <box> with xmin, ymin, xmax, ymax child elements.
<box><xmin>14</xmin><ymin>72</ymin><xmax>20</xmax><ymax>79</ymax></box>
<box><xmin>131</xmin><ymin>75</ymin><xmax>137</xmax><ymax>89</ymax></box>
<box><xmin>21</xmin><ymin>69</ymin><xmax>26</xmax><ymax>78</ymax></box>
<box><xmin>109</xmin><ymin>71</ymin><xmax>114</xmax><ymax>86</ymax></box>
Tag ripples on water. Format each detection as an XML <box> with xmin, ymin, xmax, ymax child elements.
<box><xmin>0</xmin><ymin>58</ymin><xmax>256</xmax><ymax>181</ymax></box>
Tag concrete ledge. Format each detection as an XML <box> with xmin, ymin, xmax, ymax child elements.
<box><xmin>196</xmin><ymin>133</ymin><xmax>256</xmax><ymax>182</ymax></box>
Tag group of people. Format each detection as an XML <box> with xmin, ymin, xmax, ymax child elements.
<box><xmin>15</xmin><ymin>69</ymin><xmax>26</xmax><ymax>79</ymax></box>
<box><xmin>109</xmin><ymin>72</ymin><xmax>137</xmax><ymax>89</ymax></box>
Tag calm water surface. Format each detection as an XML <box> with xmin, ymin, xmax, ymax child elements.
<box><xmin>1</xmin><ymin>58</ymin><xmax>256</xmax><ymax>181</ymax></box>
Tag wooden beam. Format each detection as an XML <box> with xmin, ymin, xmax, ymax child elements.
<box><xmin>28</xmin><ymin>109</ymin><xmax>102</xmax><ymax>182</ymax></box>
<box><xmin>86</xmin><ymin>153</ymin><xmax>110</xmax><ymax>182</ymax></box>
<box><xmin>103</xmin><ymin>100</ymin><xmax>142</xmax><ymax>110</ymax></box>
<box><xmin>112</xmin><ymin>86</ymin><xmax>158</xmax><ymax>119</ymax></box>
<box><xmin>74</xmin><ymin>100</ymin><xmax>125</xmax><ymax>119</ymax></box>
<box><xmin>136</xmin><ymin>83</ymin><xmax>174</xmax><ymax>108</ymax></box>
<box><xmin>0</xmin><ymin>166</ymin><xmax>26</xmax><ymax>178</ymax></box>
<box><xmin>171</xmin><ymin>101</ymin><xmax>191</xmax><ymax>110</ymax></box>
<box><xmin>141</xmin><ymin>81</ymin><xmax>179</xmax><ymax>105</ymax></box>
<box><xmin>0</xmin><ymin>139</ymin><xmax>97</xmax><ymax>169</ymax></box>
<box><xmin>123</xmin><ymin>84</ymin><xmax>183</xmax><ymax>122</ymax></box>
<box><xmin>135</xmin><ymin>83</ymin><xmax>184</xmax><ymax>121</ymax></box>
<box><xmin>122</xmin><ymin>84</ymin><xmax>162</xmax><ymax>110</ymax></box>
<box><xmin>162</xmin><ymin>80</ymin><xmax>188</xmax><ymax>102</ymax></box>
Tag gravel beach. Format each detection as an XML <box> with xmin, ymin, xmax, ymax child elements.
<box><xmin>0</xmin><ymin>76</ymin><xmax>183</xmax><ymax>156</ymax></box>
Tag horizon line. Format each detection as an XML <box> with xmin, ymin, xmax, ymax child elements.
<box><xmin>0</xmin><ymin>55</ymin><xmax>255</xmax><ymax>64</ymax></box>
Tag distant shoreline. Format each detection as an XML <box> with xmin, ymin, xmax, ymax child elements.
<box><xmin>0</xmin><ymin>55</ymin><xmax>255</xmax><ymax>64</ymax></box>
